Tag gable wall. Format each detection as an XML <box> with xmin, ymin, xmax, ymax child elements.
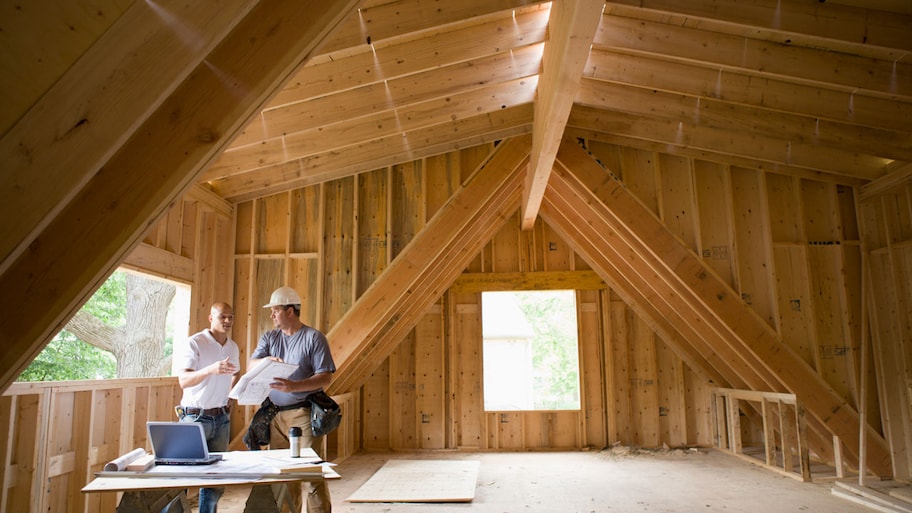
<box><xmin>223</xmin><ymin>138</ymin><xmax>889</xmax><ymax>455</ymax></box>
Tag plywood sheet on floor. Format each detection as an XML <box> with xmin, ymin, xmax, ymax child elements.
<box><xmin>346</xmin><ymin>459</ymin><xmax>480</xmax><ymax>503</ymax></box>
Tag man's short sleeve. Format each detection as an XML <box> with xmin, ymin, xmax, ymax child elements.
<box><xmin>310</xmin><ymin>331</ymin><xmax>336</xmax><ymax>374</ymax></box>
<box><xmin>174</xmin><ymin>336</ymin><xmax>200</xmax><ymax>371</ymax></box>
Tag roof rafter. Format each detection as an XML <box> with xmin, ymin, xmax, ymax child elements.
<box><xmin>0</xmin><ymin>1</ymin><xmax>258</xmax><ymax>276</ymax></box>
<box><xmin>547</xmin><ymin>137</ymin><xmax>893</xmax><ymax>476</ymax></box>
<box><xmin>0</xmin><ymin>0</ymin><xmax>366</xmax><ymax>392</ymax></box>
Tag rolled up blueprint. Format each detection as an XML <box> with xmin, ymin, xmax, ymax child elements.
<box><xmin>103</xmin><ymin>448</ymin><xmax>148</xmax><ymax>471</ymax></box>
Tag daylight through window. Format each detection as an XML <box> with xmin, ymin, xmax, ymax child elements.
<box><xmin>481</xmin><ymin>290</ymin><xmax>581</xmax><ymax>411</ymax></box>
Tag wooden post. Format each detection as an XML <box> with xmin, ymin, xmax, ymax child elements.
<box><xmin>728</xmin><ymin>397</ymin><xmax>742</xmax><ymax>455</ymax></box>
<box><xmin>762</xmin><ymin>398</ymin><xmax>775</xmax><ymax>467</ymax></box>
<box><xmin>780</xmin><ymin>400</ymin><xmax>794</xmax><ymax>474</ymax></box>
<box><xmin>858</xmin><ymin>249</ymin><xmax>869</xmax><ymax>486</ymax></box>
<box><xmin>796</xmin><ymin>404</ymin><xmax>812</xmax><ymax>482</ymax></box>
<box><xmin>834</xmin><ymin>435</ymin><xmax>845</xmax><ymax>478</ymax></box>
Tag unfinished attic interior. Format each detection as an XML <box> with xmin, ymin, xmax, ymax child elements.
<box><xmin>1</xmin><ymin>0</ymin><xmax>911</xmax><ymax>511</ymax></box>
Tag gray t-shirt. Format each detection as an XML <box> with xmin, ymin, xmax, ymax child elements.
<box><xmin>250</xmin><ymin>324</ymin><xmax>336</xmax><ymax>407</ymax></box>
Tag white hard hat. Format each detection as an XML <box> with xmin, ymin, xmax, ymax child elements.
<box><xmin>263</xmin><ymin>286</ymin><xmax>302</xmax><ymax>308</ymax></box>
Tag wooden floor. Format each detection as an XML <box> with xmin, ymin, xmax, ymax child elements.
<box><xmin>211</xmin><ymin>447</ymin><xmax>875</xmax><ymax>513</ymax></box>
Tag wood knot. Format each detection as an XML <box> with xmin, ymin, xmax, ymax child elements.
<box><xmin>197</xmin><ymin>129</ymin><xmax>218</xmax><ymax>144</ymax></box>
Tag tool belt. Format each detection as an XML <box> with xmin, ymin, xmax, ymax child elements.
<box><xmin>176</xmin><ymin>405</ymin><xmax>230</xmax><ymax>417</ymax></box>
<box><xmin>276</xmin><ymin>400</ymin><xmax>310</xmax><ymax>411</ymax></box>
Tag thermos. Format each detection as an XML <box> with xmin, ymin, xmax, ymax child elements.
<box><xmin>289</xmin><ymin>426</ymin><xmax>302</xmax><ymax>457</ymax></box>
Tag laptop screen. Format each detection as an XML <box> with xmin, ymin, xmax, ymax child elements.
<box><xmin>147</xmin><ymin>421</ymin><xmax>213</xmax><ymax>461</ymax></box>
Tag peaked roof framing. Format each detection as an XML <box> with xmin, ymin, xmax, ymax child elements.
<box><xmin>327</xmin><ymin>135</ymin><xmax>532</xmax><ymax>394</ymax></box>
<box><xmin>544</xmin><ymin>139</ymin><xmax>893</xmax><ymax>476</ymax></box>
<box><xmin>201</xmin><ymin>0</ymin><xmax>910</xmax><ymax>202</ymax></box>
<box><xmin>0</xmin><ymin>0</ymin><xmax>908</xmax><ymax>479</ymax></box>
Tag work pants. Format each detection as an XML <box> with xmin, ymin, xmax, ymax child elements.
<box><xmin>272</xmin><ymin>408</ymin><xmax>330</xmax><ymax>513</ymax></box>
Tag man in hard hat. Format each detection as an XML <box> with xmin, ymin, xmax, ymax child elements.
<box><xmin>174</xmin><ymin>302</ymin><xmax>240</xmax><ymax>513</ymax></box>
<box><xmin>250</xmin><ymin>286</ymin><xmax>336</xmax><ymax>513</ymax></box>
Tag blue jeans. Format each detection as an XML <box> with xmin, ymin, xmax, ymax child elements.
<box><xmin>179</xmin><ymin>412</ymin><xmax>230</xmax><ymax>513</ymax></box>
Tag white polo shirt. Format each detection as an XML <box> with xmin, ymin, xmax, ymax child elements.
<box><xmin>176</xmin><ymin>329</ymin><xmax>240</xmax><ymax>409</ymax></box>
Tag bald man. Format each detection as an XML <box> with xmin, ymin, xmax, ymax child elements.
<box><xmin>175</xmin><ymin>302</ymin><xmax>240</xmax><ymax>513</ymax></box>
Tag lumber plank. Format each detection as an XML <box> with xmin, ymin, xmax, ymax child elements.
<box><xmin>325</xmin><ymin>135</ymin><xmax>533</xmax><ymax>394</ymax></box>
<box><xmin>264</xmin><ymin>44</ymin><xmax>543</xmax><ymax>141</ymax></box>
<box><xmin>584</xmin><ymin>50</ymin><xmax>912</xmax><ymax>133</ymax></box>
<box><xmin>321</xmin><ymin>0</ymin><xmax>549</xmax><ymax>55</ymax></box>
<box><xmin>594</xmin><ymin>13</ymin><xmax>912</xmax><ymax>98</ymax></box>
<box><xmin>206</xmin><ymin>105</ymin><xmax>534</xmax><ymax>202</ymax></box>
<box><xmin>565</xmin><ymin>128</ymin><xmax>870</xmax><ymax>187</ymax></box>
<box><xmin>121</xmin><ymin>243</ymin><xmax>195</xmax><ymax>285</ymax></box>
<box><xmin>450</xmin><ymin>270</ymin><xmax>605</xmax><ymax>293</ymax></box>
<box><xmin>569</xmin><ymin>98</ymin><xmax>890</xmax><ymax>182</ymax></box>
<box><xmin>0</xmin><ymin>0</ymin><xmax>128</xmax><ymax>133</ymax></box>
<box><xmin>212</xmin><ymin>77</ymin><xmax>537</xmax><ymax>179</ymax></box>
<box><xmin>266</xmin><ymin>7</ymin><xmax>549</xmax><ymax>114</ymax></box>
<box><xmin>0</xmin><ymin>0</ymin><xmax>366</xmax><ymax>393</ymax></box>
<box><xmin>523</xmin><ymin>0</ymin><xmax>604</xmax><ymax>229</ymax></box>
<box><xmin>551</xmin><ymin>138</ymin><xmax>894</xmax><ymax>476</ymax></box>
<box><xmin>0</xmin><ymin>1</ymin><xmax>257</xmax><ymax>276</ymax></box>
<box><xmin>602</xmin><ymin>0</ymin><xmax>912</xmax><ymax>54</ymax></box>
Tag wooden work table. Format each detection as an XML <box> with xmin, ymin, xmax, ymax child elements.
<box><xmin>82</xmin><ymin>449</ymin><xmax>337</xmax><ymax>513</ymax></box>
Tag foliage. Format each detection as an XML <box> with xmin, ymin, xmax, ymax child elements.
<box><xmin>515</xmin><ymin>290</ymin><xmax>581</xmax><ymax>410</ymax></box>
<box><xmin>18</xmin><ymin>330</ymin><xmax>116</xmax><ymax>382</ymax></box>
<box><xmin>82</xmin><ymin>271</ymin><xmax>127</xmax><ymax>325</ymax></box>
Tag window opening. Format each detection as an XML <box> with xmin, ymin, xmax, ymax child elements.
<box><xmin>18</xmin><ymin>269</ymin><xmax>190</xmax><ymax>381</ymax></box>
<box><xmin>481</xmin><ymin>290</ymin><xmax>581</xmax><ymax>411</ymax></box>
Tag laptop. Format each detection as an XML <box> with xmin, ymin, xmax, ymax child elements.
<box><xmin>147</xmin><ymin>421</ymin><xmax>223</xmax><ymax>465</ymax></box>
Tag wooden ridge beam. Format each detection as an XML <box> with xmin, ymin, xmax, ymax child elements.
<box><xmin>326</xmin><ymin>135</ymin><xmax>532</xmax><ymax>395</ymax></box>
<box><xmin>522</xmin><ymin>0</ymin><xmax>603</xmax><ymax>229</ymax></box>
<box><xmin>552</xmin><ymin>139</ymin><xmax>893</xmax><ymax>476</ymax></box>
<box><xmin>0</xmin><ymin>0</ymin><xmax>365</xmax><ymax>393</ymax></box>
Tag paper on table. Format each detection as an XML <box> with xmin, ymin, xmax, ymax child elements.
<box><xmin>229</xmin><ymin>359</ymin><xmax>299</xmax><ymax>405</ymax></box>
<box><xmin>257</xmin><ymin>450</ymin><xmax>324</xmax><ymax>474</ymax></box>
<box><xmin>103</xmin><ymin>448</ymin><xmax>149</xmax><ymax>471</ymax></box>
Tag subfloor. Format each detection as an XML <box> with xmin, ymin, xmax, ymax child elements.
<box><xmin>215</xmin><ymin>447</ymin><xmax>871</xmax><ymax>513</ymax></box>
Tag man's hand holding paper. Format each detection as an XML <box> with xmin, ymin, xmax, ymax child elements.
<box><xmin>228</xmin><ymin>358</ymin><xmax>299</xmax><ymax>405</ymax></box>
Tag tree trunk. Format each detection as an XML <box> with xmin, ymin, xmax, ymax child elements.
<box><xmin>66</xmin><ymin>273</ymin><xmax>175</xmax><ymax>378</ymax></box>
